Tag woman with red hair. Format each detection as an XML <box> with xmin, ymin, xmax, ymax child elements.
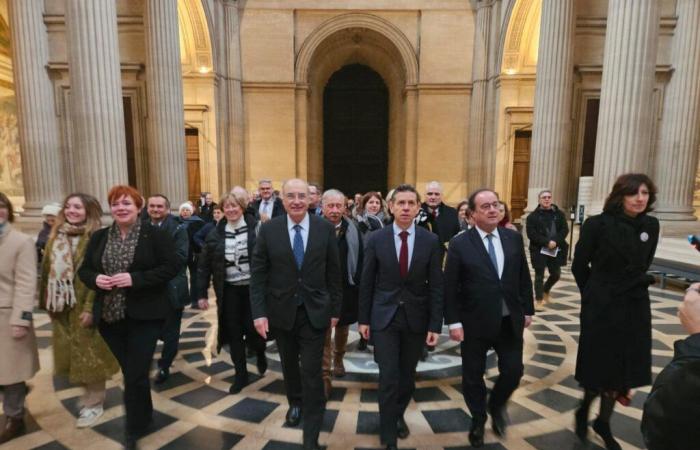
<box><xmin>79</xmin><ymin>185</ymin><xmax>180</xmax><ymax>449</ymax></box>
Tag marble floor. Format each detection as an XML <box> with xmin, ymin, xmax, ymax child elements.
<box><xmin>1</xmin><ymin>266</ymin><xmax>686</xmax><ymax>450</ymax></box>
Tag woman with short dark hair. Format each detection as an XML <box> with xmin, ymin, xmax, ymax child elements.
<box><xmin>572</xmin><ymin>173</ymin><xmax>659</xmax><ymax>450</ymax></box>
<box><xmin>0</xmin><ymin>193</ymin><xmax>39</xmax><ymax>444</ymax></box>
<box><xmin>79</xmin><ymin>185</ymin><xmax>180</xmax><ymax>449</ymax></box>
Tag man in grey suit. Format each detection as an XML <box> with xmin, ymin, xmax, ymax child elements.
<box><xmin>251</xmin><ymin>178</ymin><xmax>342</xmax><ymax>450</ymax></box>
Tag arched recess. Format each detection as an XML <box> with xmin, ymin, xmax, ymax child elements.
<box><xmin>177</xmin><ymin>0</ymin><xmax>218</xmax><ymax>195</ymax></box>
<box><xmin>491</xmin><ymin>0</ymin><xmax>541</xmax><ymax>214</ymax></box>
<box><xmin>295</xmin><ymin>13</ymin><xmax>419</xmax><ymax>188</ymax></box>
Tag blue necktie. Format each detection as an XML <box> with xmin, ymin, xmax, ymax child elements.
<box><xmin>486</xmin><ymin>234</ymin><xmax>498</xmax><ymax>276</ymax></box>
<box><xmin>293</xmin><ymin>224</ymin><xmax>304</xmax><ymax>270</ymax></box>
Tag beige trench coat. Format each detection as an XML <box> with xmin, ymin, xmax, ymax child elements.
<box><xmin>0</xmin><ymin>225</ymin><xmax>40</xmax><ymax>385</ymax></box>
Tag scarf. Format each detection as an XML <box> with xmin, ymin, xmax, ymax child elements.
<box><xmin>45</xmin><ymin>222</ymin><xmax>86</xmax><ymax>312</ymax></box>
<box><xmin>343</xmin><ymin>218</ymin><xmax>360</xmax><ymax>286</ymax></box>
<box><xmin>101</xmin><ymin>221</ymin><xmax>141</xmax><ymax>323</ymax></box>
<box><xmin>359</xmin><ymin>211</ymin><xmax>386</xmax><ymax>231</ymax></box>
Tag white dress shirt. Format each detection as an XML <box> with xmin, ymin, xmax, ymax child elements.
<box><xmin>287</xmin><ymin>213</ymin><xmax>310</xmax><ymax>252</ymax></box>
<box><xmin>259</xmin><ymin>198</ymin><xmax>273</xmax><ymax>217</ymax></box>
<box><xmin>392</xmin><ymin>222</ymin><xmax>416</xmax><ymax>271</ymax></box>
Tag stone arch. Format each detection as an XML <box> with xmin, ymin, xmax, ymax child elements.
<box><xmin>295</xmin><ymin>13</ymin><xmax>419</xmax><ymax>188</ymax></box>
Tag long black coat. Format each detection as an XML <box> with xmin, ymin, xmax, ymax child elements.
<box><xmin>336</xmin><ymin>218</ymin><xmax>363</xmax><ymax>326</ymax></box>
<box><xmin>196</xmin><ymin>214</ymin><xmax>258</xmax><ymax>350</ymax></box>
<box><xmin>526</xmin><ymin>205</ymin><xmax>569</xmax><ymax>268</ymax></box>
<box><xmin>572</xmin><ymin>212</ymin><xmax>659</xmax><ymax>390</ymax></box>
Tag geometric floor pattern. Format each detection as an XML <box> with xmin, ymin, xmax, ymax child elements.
<box><xmin>1</xmin><ymin>266</ymin><xmax>686</xmax><ymax>449</ymax></box>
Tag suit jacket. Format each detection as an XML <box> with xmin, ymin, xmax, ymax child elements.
<box><xmin>443</xmin><ymin>226</ymin><xmax>534</xmax><ymax>340</ymax></box>
<box><xmin>419</xmin><ymin>202</ymin><xmax>461</xmax><ymax>246</ymax></box>
<box><xmin>79</xmin><ymin>223</ymin><xmax>181</xmax><ymax>324</ymax></box>
<box><xmin>358</xmin><ymin>225</ymin><xmax>444</xmax><ymax>334</ymax></box>
<box><xmin>252</xmin><ymin>197</ymin><xmax>285</xmax><ymax>219</ymax></box>
<box><xmin>157</xmin><ymin>214</ymin><xmax>190</xmax><ymax>308</ymax></box>
<box><xmin>250</xmin><ymin>214</ymin><xmax>342</xmax><ymax>331</ymax></box>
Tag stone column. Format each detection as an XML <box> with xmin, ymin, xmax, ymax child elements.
<box><xmin>145</xmin><ymin>0</ymin><xmax>187</xmax><ymax>205</ymax></box>
<box><xmin>526</xmin><ymin>0</ymin><xmax>575</xmax><ymax>212</ymax></box>
<box><xmin>653</xmin><ymin>0</ymin><xmax>700</xmax><ymax>220</ymax></box>
<box><xmin>482</xmin><ymin>0</ymin><xmax>502</xmax><ymax>188</ymax></box>
<box><xmin>590</xmin><ymin>0</ymin><xmax>660</xmax><ymax>213</ymax></box>
<box><xmin>8</xmin><ymin>0</ymin><xmax>64</xmax><ymax>215</ymax></box>
<box><xmin>224</xmin><ymin>0</ymin><xmax>245</xmax><ymax>187</ymax></box>
<box><xmin>65</xmin><ymin>0</ymin><xmax>128</xmax><ymax>206</ymax></box>
<box><xmin>467</xmin><ymin>0</ymin><xmax>491</xmax><ymax>192</ymax></box>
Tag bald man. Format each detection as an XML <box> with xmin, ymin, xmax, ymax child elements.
<box><xmin>250</xmin><ymin>179</ymin><xmax>342</xmax><ymax>450</ymax></box>
<box><xmin>418</xmin><ymin>181</ymin><xmax>461</xmax><ymax>248</ymax></box>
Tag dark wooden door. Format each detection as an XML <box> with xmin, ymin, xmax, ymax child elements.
<box><xmin>185</xmin><ymin>128</ymin><xmax>201</xmax><ymax>205</ymax></box>
<box><xmin>323</xmin><ymin>64</ymin><xmax>389</xmax><ymax>196</ymax></box>
<box><xmin>510</xmin><ymin>130</ymin><xmax>532</xmax><ymax>220</ymax></box>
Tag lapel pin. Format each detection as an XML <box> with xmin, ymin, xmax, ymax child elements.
<box><xmin>640</xmin><ymin>232</ymin><xmax>649</xmax><ymax>242</ymax></box>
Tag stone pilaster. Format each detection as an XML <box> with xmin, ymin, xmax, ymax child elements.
<box><xmin>653</xmin><ymin>0</ymin><xmax>700</xmax><ymax>220</ymax></box>
<box><xmin>467</xmin><ymin>0</ymin><xmax>491</xmax><ymax>192</ymax></box>
<box><xmin>145</xmin><ymin>0</ymin><xmax>187</xmax><ymax>204</ymax></box>
<box><xmin>8</xmin><ymin>0</ymin><xmax>64</xmax><ymax>215</ymax></box>
<box><xmin>65</xmin><ymin>0</ymin><xmax>128</xmax><ymax>207</ymax></box>
<box><xmin>526</xmin><ymin>0</ymin><xmax>575</xmax><ymax>212</ymax></box>
<box><xmin>590</xmin><ymin>0</ymin><xmax>660</xmax><ymax>213</ymax></box>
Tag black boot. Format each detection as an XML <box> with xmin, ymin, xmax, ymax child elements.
<box><xmin>229</xmin><ymin>368</ymin><xmax>249</xmax><ymax>394</ymax></box>
<box><xmin>592</xmin><ymin>393</ymin><xmax>621</xmax><ymax>450</ymax></box>
<box><xmin>575</xmin><ymin>389</ymin><xmax>597</xmax><ymax>442</ymax></box>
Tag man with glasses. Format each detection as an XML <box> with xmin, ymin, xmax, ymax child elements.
<box><xmin>250</xmin><ymin>179</ymin><xmax>341</xmax><ymax>450</ymax></box>
<box><xmin>252</xmin><ymin>179</ymin><xmax>284</xmax><ymax>222</ymax></box>
<box><xmin>525</xmin><ymin>190</ymin><xmax>569</xmax><ymax>308</ymax></box>
<box><xmin>444</xmin><ymin>189</ymin><xmax>534</xmax><ymax>448</ymax></box>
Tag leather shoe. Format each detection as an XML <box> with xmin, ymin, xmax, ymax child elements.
<box><xmin>154</xmin><ymin>368</ymin><xmax>169</xmax><ymax>385</ymax></box>
<box><xmin>357</xmin><ymin>336</ymin><xmax>368</xmax><ymax>351</ymax></box>
<box><xmin>228</xmin><ymin>374</ymin><xmax>249</xmax><ymax>394</ymax></box>
<box><xmin>124</xmin><ymin>435</ymin><xmax>138</xmax><ymax>450</ymax></box>
<box><xmin>0</xmin><ymin>416</ymin><xmax>25</xmax><ymax>444</ymax></box>
<box><xmin>489</xmin><ymin>404</ymin><xmax>508</xmax><ymax>437</ymax></box>
<box><xmin>256</xmin><ymin>352</ymin><xmax>268</xmax><ymax>375</ymax></box>
<box><xmin>397</xmin><ymin>417</ymin><xmax>410</xmax><ymax>439</ymax></box>
<box><xmin>303</xmin><ymin>441</ymin><xmax>321</xmax><ymax>450</ymax></box>
<box><xmin>285</xmin><ymin>406</ymin><xmax>302</xmax><ymax>427</ymax></box>
<box><xmin>385</xmin><ymin>445</ymin><xmax>398</xmax><ymax>450</ymax></box>
<box><xmin>469</xmin><ymin>419</ymin><xmax>485</xmax><ymax>448</ymax></box>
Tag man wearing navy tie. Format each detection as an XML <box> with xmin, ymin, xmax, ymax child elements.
<box><xmin>250</xmin><ymin>178</ymin><xmax>342</xmax><ymax>450</ymax></box>
<box><xmin>443</xmin><ymin>189</ymin><xmax>534</xmax><ymax>448</ymax></box>
<box><xmin>359</xmin><ymin>184</ymin><xmax>444</xmax><ymax>450</ymax></box>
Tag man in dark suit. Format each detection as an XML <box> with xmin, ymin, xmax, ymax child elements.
<box><xmin>251</xmin><ymin>178</ymin><xmax>342</xmax><ymax>450</ymax></box>
<box><xmin>443</xmin><ymin>188</ymin><xmax>534</xmax><ymax>448</ymax></box>
<box><xmin>359</xmin><ymin>184</ymin><xmax>444</xmax><ymax>450</ymax></box>
<box><xmin>417</xmin><ymin>180</ymin><xmax>461</xmax><ymax>248</ymax></box>
<box><xmin>251</xmin><ymin>178</ymin><xmax>284</xmax><ymax>222</ymax></box>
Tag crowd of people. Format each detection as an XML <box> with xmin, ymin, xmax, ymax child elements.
<box><xmin>0</xmin><ymin>172</ymin><xmax>697</xmax><ymax>450</ymax></box>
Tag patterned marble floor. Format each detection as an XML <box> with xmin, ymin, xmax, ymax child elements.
<box><xmin>0</xmin><ymin>266</ymin><xmax>687</xmax><ymax>450</ymax></box>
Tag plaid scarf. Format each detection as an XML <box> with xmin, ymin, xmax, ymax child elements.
<box><xmin>100</xmin><ymin>221</ymin><xmax>141</xmax><ymax>323</ymax></box>
<box><xmin>45</xmin><ymin>223</ymin><xmax>87</xmax><ymax>312</ymax></box>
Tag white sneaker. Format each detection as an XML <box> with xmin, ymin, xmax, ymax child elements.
<box><xmin>76</xmin><ymin>405</ymin><xmax>104</xmax><ymax>428</ymax></box>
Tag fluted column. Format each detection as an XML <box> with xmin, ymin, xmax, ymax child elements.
<box><xmin>526</xmin><ymin>0</ymin><xmax>575</xmax><ymax>212</ymax></box>
<box><xmin>467</xmin><ymin>0</ymin><xmax>491</xmax><ymax>192</ymax></box>
<box><xmin>9</xmin><ymin>0</ymin><xmax>64</xmax><ymax>215</ymax></box>
<box><xmin>653</xmin><ymin>0</ymin><xmax>700</xmax><ymax>221</ymax></box>
<box><xmin>590</xmin><ymin>0</ymin><xmax>660</xmax><ymax>213</ymax></box>
<box><xmin>145</xmin><ymin>0</ymin><xmax>187</xmax><ymax>205</ymax></box>
<box><xmin>224</xmin><ymin>0</ymin><xmax>245</xmax><ymax>186</ymax></box>
<box><xmin>482</xmin><ymin>0</ymin><xmax>502</xmax><ymax>188</ymax></box>
<box><xmin>65</xmin><ymin>0</ymin><xmax>128</xmax><ymax>207</ymax></box>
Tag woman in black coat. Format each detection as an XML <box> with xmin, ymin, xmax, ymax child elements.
<box><xmin>78</xmin><ymin>185</ymin><xmax>179</xmax><ymax>450</ymax></box>
<box><xmin>571</xmin><ymin>173</ymin><xmax>659</xmax><ymax>450</ymax></box>
<box><xmin>197</xmin><ymin>192</ymin><xmax>267</xmax><ymax>394</ymax></box>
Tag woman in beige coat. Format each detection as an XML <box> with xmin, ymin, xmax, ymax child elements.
<box><xmin>0</xmin><ymin>192</ymin><xmax>39</xmax><ymax>444</ymax></box>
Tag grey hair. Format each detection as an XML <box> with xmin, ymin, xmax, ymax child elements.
<box><xmin>538</xmin><ymin>189</ymin><xmax>552</xmax><ymax>198</ymax></box>
<box><xmin>425</xmin><ymin>181</ymin><xmax>443</xmax><ymax>192</ymax></box>
<box><xmin>258</xmin><ymin>178</ymin><xmax>272</xmax><ymax>185</ymax></box>
<box><xmin>322</xmin><ymin>189</ymin><xmax>346</xmax><ymax>202</ymax></box>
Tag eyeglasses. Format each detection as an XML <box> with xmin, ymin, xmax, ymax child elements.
<box><xmin>285</xmin><ymin>193</ymin><xmax>307</xmax><ymax>200</ymax></box>
<box><xmin>478</xmin><ymin>201</ymin><xmax>501</xmax><ymax>211</ymax></box>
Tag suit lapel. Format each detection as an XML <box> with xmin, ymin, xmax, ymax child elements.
<box><xmin>282</xmin><ymin>216</ymin><xmax>300</xmax><ymax>272</ymax></box>
<box><xmin>300</xmin><ymin>216</ymin><xmax>315</xmax><ymax>272</ymax></box>
<box><xmin>469</xmin><ymin>227</ymin><xmax>499</xmax><ymax>279</ymax></box>
<box><xmin>407</xmin><ymin>227</ymin><xmax>423</xmax><ymax>278</ymax></box>
<box><xmin>499</xmin><ymin>227</ymin><xmax>512</xmax><ymax>278</ymax></box>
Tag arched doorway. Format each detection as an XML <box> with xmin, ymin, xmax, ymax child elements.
<box><xmin>323</xmin><ymin>64</ymin><xmax>389</xmax><ymax>195</ymax></box>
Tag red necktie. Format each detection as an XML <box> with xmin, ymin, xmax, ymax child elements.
<box><xmin>399</xmin><ymin>230</ymin><xmax>409</xmax><ymax>278</ymax></box>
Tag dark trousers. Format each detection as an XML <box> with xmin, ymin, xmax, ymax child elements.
<box><xmin>273</xmin><ymin>306</ymin><xmax>327</xmax><ymax>446</ymax></box>
<box><xmin>460</xmin><ymin>317</ymin><xmax>524</xmax><ymax>423</ymax></box>
<box><xmin>187</xmin><ymin>256</ymin><xmax>199</xmax><ymax>305</ymax></box>
<box><xmin>222</xmin><ymin>284</ymin><xmax>265</xmax><ymax>373</ymax></box>
<box><xmin>158</xmin><ymin>306</ymin><xmax>184</xmax><ymax>370</ymax></box>
<box><xmin>372</xmin><ymin>307</ymin><xmax>425</xmax><ymax>445</ymax></box>
<box><xmin>533</xmin><ymin>257</ymin><xmax>561</xmax><ymax>300</ymax></box>
<box><xmin>99</xmin><ymin>317</ymin><xmax>163</xmax><ymax>436</ymax></box>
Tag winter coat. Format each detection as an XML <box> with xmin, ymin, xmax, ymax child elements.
<box><xmin>155</xmin><ymin>215</ymin><xmax>190</xmax><ymax>309</ymax></box>
<box><xmin>40</xmin><ymin>232</ymin><xmax>118</xmax><ymax>384</ymax></box>
<box><xmin>336</xmin><ymin>218</ymin><xmax>363</xmax><ymax>326</ymax></box>
<box><xmin>197</xmin><ymin>214</ymin><xmax>258</xmax><ymax>351</ymax></box>
<box><xmin>526</xmin><ymin>205</ymin><xmax>569</xmax><ymax>267</ymax></box>
<box><xmin>572</xmin><ymin>212</ymin><xmax>659</xmax><ymax>390</ymax></box>
<box><xmin>0</xmin><ymin>225</ymin><xmax>40</xmax><ymax>385</ymax></box>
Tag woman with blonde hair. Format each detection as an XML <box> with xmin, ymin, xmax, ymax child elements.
<box><xmin>40</xmin><ymin>193</ymin><xmax>119</xmax><ymax>428</ymax></box>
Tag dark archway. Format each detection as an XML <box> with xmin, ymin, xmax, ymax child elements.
<box><xmin>323</xmin><ymin>64</ymin><xmax>389</xmax><ymax>196</ymax></box>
